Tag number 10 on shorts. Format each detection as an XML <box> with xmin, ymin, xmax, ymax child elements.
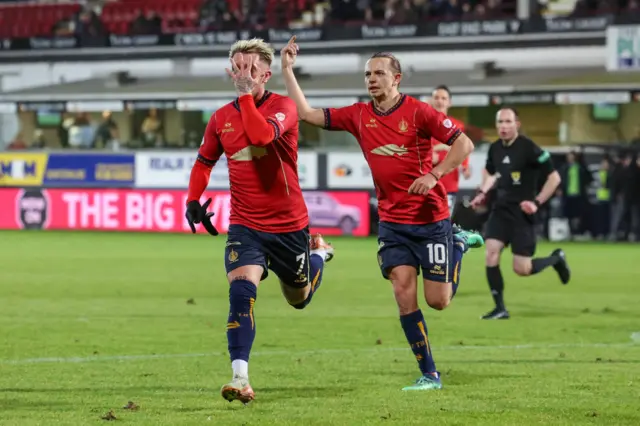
<box><xmin>426</xmin><ymin>243</ymin><xmax>447</xmax><ymax>264</ymax></box>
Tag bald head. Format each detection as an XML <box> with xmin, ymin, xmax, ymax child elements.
<box><xmin>496</xmin><ymin>108</ymin><xmax>519</xmax><ymax>141</ymax></box>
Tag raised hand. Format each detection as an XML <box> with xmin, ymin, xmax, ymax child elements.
<box><xmin>280</xmin><ymin>36</ymin><xmax>299</xmax><ymax>70</ymax></box>
<box><xmin>225</xmin><ymin>54</ymin><xmax>259</xmax><ymax>96</ymax></box>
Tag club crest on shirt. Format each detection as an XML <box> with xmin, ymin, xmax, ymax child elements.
<box><xmin>366</xmin><ymin>118</ymin><xmax>377</xmax><ymax>128</ymax></box>
<box><xmin>398</xmin><ymin>118</ymin><xmax>409</xmax><ymax>132</ymax></box>
<box><xmin>510</xmin><ymin>171</ymin><xmax>521</xmax><ymax>185</ymax></box>
<box><xmin>230</xmin><ymin>146</ymin><xmax>268</xmax><ymax>161</ymax></box>
<box><xmin>370</xmin><ymin>144</ymin><xmax>408</xmax><ymax>156</ymax></box>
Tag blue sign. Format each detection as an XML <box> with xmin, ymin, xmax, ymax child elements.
<box><xmin>42</xmin><ymin>153</ymin><xmax>135</xmax><ymax>187</ymax></box>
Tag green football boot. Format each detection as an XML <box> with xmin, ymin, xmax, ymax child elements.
<box><xmin>402</xmin><ymin>374</ymin><xmax>443</xmax><ymax>391</ymax></box>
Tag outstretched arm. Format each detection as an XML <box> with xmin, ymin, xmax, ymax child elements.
<box><xmin>280</xmin><ymin>36</ymin><xmax>325</xmax><ymax>127</ymax></box>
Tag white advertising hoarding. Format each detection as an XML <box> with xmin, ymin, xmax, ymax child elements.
<box><xmin>327</xmin><ymin>151</ymin><xmax>487</xmax><ymax>190</ymax></box>
<box><xmin>327</xmin><ymin>152</ymin><xmax>374</xmax><ymax>189</ymax></box>
<box><xmin>135</xmin><ymin>151</ymin><xmax>318</xmax><ymax>189</ymax></box>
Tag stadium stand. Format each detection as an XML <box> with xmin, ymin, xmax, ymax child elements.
<box><xmin>0</xmin><ymin>0</ymin><xmax>637</xmax><ymax>39</ymax></box>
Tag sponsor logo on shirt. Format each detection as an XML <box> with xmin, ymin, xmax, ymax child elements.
<box><xmin>370</xmin><ymin>144</ymin><xmax>408</xmax><ymax>156</ymax></box>
<box><xmin>230</xmin><ymin>146</ymin><xmax>268</xmax><ymax>161</ymax></box>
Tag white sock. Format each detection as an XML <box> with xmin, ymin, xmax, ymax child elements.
<box><xmin>310</xmin><ymin>249</ymin><xmax>327</xmax><ymax>261</ymax></box>
<box><xmin>231</xmin><ymin>359</ymin><xmax>248</xmax><ymax>379</ymax></box>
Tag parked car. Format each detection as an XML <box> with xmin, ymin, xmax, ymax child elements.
<box><xmin>303</xmin><ymin>192</ymin><xmax>361</xmax><ymax>235</ymax></box>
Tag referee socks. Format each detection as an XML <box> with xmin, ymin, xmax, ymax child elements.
<box><xmin>486</xmin><ymin>266</ymin><xmax>505</xmax><ymax>310</ymax></box>
<box><xmin>531</xmin><ymin>254</ymin><xmax>560</xmax><ymax>275</ymax></box>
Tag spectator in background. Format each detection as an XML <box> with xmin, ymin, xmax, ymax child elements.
<box><xmin>593</xmin><ymin>157</ymin><xmax>612</xmax><ymax>240</ymax></box>
<box><xmin>199</xmin><ymin>0</ymin><xmax>229</xmax><ymax>29</ymax></box>
<box><xmin>74</xmin><ymin>9</ymin><xmax>105</xmax><ymax>47</ymax></box>
<box><xmin>559</xmin><ymin>151</ymin><xmax>592</xmax><ymax>238</ymax></box>
<box><xmin>94</xmin><ymin>111</ymin><xmax>119</xmax><ymax>149</ymax></box>
<box><xmin>7</xmin><ymin>133</ymin><xmax>27</xmax><ymax>150</ymax></box>
<box><xmin>610</xmin><ymin>153</ymin><xmax>626</xmax><ymax>238</ymax></box>
<box><xmin>330</xmin><ymin>0</ymin><xmax>366</xmax><ymax>21</ymax></box>
<box><xmin>141</xmin><ymin>109</ymin><xmax>163</xmax><ymax>148</ymax></box>
<box><xmin>630</xmin><ymin>126</ymin><xmax>640</xmax><ymax>147</ymax></box>
<box><xmin>32</xmin><ymin>129</ymin><xmax>46</xmax><ymax>149</ymax></box>
<box><xmin>130</xmin><ymin>10</ymin><xmax>162</xmax><ymax>35</ymax></box>
<box><xmin>67</xmin><ymin>113</ymin><xmax>95</xmax><ymax>149</ymax></box>
<box><xmin>242</xmin><ymin>0</ymin><xmax>267</xmax><ymax>28</ymax></box>
<box><xmin>617</xmin><ymin>153</ymin><xmax>640</xmax><ymax>241</ymax></box>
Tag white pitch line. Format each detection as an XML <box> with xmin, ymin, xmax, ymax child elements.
<box><xmin>1</xmin><ymin>341</ymin><xmax>637</xmax><ymax>366</ymax></box>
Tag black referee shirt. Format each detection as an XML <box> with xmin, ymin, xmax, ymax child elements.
<box><xmin>485</xmin><ymin>135</ymin><xmax>555</xmax><ymax>207</ymax></box>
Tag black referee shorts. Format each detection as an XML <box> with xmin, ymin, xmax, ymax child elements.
<box><xmin>484</xmin><ymin>206</ymin><xmax>536</xmax><ymax>257</ymax></box>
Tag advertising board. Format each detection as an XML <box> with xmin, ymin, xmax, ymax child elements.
<box><xmin>0</xmin><ymin>188</ymin><xmax>369</xmax><ymax>236</ymax></box>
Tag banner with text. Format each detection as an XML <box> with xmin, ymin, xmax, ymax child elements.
<box><xmin>0</xmin><ymin>153</ymin><xmax>134</xmax><ymax>188</ymax></box>
<box><xmin>0</xmin><ymin>188</ymin><xmax>369</xmax><ymax>236</ymax></box>
<box><xmin>135</xmin><ymin>151</ymin><xmax>318</xmax><ymax>189</ymax></box>
<box><xmin>0</xmin><ymin>15</ymin><xmax>617</xmax><ymax>53</ymax></box>
<box><xmin>327</xmin><ymin>151</ymin><xmax>488</xmax><ymax>190</ymax></box>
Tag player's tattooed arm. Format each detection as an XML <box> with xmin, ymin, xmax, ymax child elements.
<box><xmin>233</xmin><ymin>76</ymin><xmax>256</xmax><ymax>96</ymax></box>
<box><xmin>226</xmin><ymin>54</ymin><xmax>259</xmax><ymax>96</ymax></box>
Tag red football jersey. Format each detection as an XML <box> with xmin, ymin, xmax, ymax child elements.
<box><xmin>189</xmin><ymin>91</ymin><xmax>308</xmax><ymax>233</ymax></box>
<box><xmin>324</xmin><ymin>95</ymin><xmax>461</xmax><ymax>225</ymax></box>
<box><xmin>433</xmin><ymin>116</ymin><xmax>468</xmax><ymax>193</ymax></box>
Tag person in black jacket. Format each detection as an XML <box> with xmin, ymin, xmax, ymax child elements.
<box><xmin>617</xmin><ymin>152</ymin><xmax>640</xmax><ymax>241</ymax></box>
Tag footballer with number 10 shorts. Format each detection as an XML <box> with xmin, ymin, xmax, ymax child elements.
<box><xmin>281</xmin><ymin>36</ymin><xmax>484</xmax><ymax>391</ymax></box>
<box><xmin>185</xmin><ymin>38</ymin><xmax>334</xmax><ymax>404</ymax></box>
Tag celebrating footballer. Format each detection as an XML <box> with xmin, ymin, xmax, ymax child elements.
<box><xmin>281</xmin><ymin>36</ymin><xmax>484</xmax><ymax>391</ymax></box>
<box><xmin>186</xmin><ymin>38</ymin><xmax>334</xmax><ymax>403</ymax></box>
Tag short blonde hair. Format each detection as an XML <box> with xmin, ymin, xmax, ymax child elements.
<box><xmin>229</xmin><ymin>38</ymin><xmax>275</xmax><ymax>66</ymax></box>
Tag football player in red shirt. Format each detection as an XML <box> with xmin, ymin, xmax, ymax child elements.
<box><xmin>281</xmin><ymin>37</ymin><xmax>484</xmax><ymax>391</ymax></box>
<box><xmin>185</xmin><ymin>39</ymin><xmax>334</xmax><ymax>404</ymax></box>
<box><xmin>431</xmin><ymin>85</ymin><xmax>472</xmax><ymax>217</ymax></box>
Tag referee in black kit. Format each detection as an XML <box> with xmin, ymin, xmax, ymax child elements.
<box><xmin>470</xmin><ymin>107</ymin><xmax>571</xmax><ymax>320</ymax></box>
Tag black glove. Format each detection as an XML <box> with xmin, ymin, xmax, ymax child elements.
<box><xmin>185</xmin><ymin>198</ymin><xmax>219</xmax><ymax>236</ymax></box>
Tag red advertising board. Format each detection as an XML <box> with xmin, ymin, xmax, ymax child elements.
<box><xmin>0</xmin><ymin>188</ymin><xmax>370</xmax><ymax>236</ymax></box>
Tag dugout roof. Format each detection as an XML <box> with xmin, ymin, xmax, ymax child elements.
<box><xmin>2</xmin><ymin>66</ymin><xmax>640</xmax><ymax>101</ymax></box>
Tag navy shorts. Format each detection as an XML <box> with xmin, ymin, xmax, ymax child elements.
<box><xmin>225</xmin><ymin>224</ymin><xmax>311</xmax><ymax>288</ymax></box>
<box><xmin>377</xmin><ymin>219</ymin><xmax>453</xmax><ymax>282</ymax></box>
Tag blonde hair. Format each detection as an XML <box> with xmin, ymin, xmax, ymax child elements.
<box><xmin>229</xmin><ymin>38</ymin><xmax>275</xmax><ymax>66</ymax></box>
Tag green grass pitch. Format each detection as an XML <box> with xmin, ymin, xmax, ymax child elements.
<box><xmin>1</xmin><ymin>231</ymin><xmax>639</xmax><ymax>425</ymax></box>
